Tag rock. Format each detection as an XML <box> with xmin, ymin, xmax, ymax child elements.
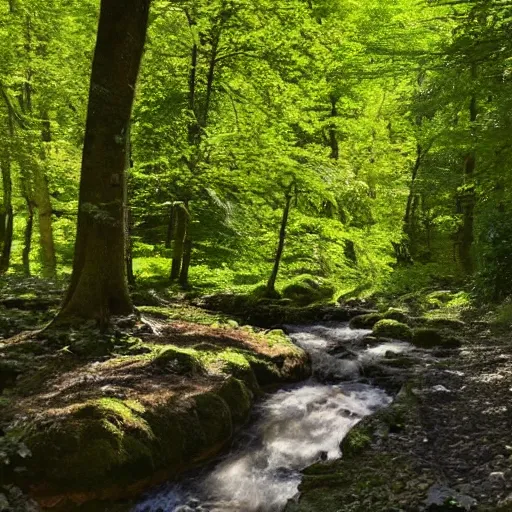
<box><xmin>489</xmin><ymin>471</ymin><xmax>505</xmax><ymax>483</ymax></box>
<box><xmin>349</xmin><ymin>313</ymin><xmax>383</xmax><ymax>329</ymax></box>
<box><xmin>372</xmin><ymin>320</ymin><xmax>412</xmax><ymax>342</ymax></box>
<box><xmin>412</xmin><ymin>328</ymin><xmax>462</xmax><ymax>349</ymax></box>
<box><xmin>382</xmin><ymin>308</ymin><xmax>410</xmax><ymax>324</ymax></box>
<box><xmin>412</xmin><ymin>328</ymin><xmax>444</xmax><ymax>348</ymax></box>
<box><xmin>424</xmin><ymin>484</ymin><xmax>477</xmax><ymax>511</ymax></box>
<box><xmin>425</xmin><ymin>318</ymin><xmax>466</xmax><ymax>331</ymax></box>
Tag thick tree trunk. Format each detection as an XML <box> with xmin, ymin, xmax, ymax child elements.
<box><xmin>266</xmin><ymin>186</ymin><xmax>294</xmax><ymax>296</ymax></box>
<box><xmin>170</xmin><ymin>203</ymin><xmax>188</xmax><ymax>281</ymax></box>
<box><xmin>56</xmin><ymin>0</ymin><xmax>150</xmax><ymax>325</ymax></box>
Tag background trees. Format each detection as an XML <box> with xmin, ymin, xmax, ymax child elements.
<box><xmin>0</xmin><ymin>0</ymin><xmax>510</xmax><ymax>306</ymax></box>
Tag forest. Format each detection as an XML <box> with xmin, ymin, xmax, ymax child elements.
<box><xmin>0</xmin><ymin>0</ymin><xmax>512</xmax><ymax>511</ymax></box>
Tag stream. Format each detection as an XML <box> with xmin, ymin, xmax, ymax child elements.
<box><xmin>133</xmin><ymin>323</ymin><xmax>412</xmax><ymax>512</ymax></box>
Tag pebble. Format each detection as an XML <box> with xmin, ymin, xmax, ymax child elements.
<box><xmin>489</xmin><ymin>472</ymin><xmax>506</xmax><ymax>483</ymax></box>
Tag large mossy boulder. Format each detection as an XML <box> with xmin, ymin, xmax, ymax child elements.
<box><xmin>349</xmin><ymin>313</ymin><xmax>383</xmax><ymax>329</ymax></box>
<box><xmin>373</xmin><ymin>320</ymin><xmax>412</xmax><ymax>341</ymax></box>
<box><xmin>281</xmin><ymin>277</ymin><xmax>335</xmax><ymax>306</ymax></box>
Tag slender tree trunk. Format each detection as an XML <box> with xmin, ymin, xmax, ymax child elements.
<box><xmin>170</xmin><ymin>203</ymin><xmax>188</xmax><ymax>281</ymax></box>
<box><xmin>0</xmin><ymin>157</ymin><xmax>13</xmax><ymax>274</ymax></box>
<box><xmin>22</xmin><ymin>195</ymin><xmax>34</xmax><ymax>277</ymax></box>
<box><xmin>179</xmin><ymin>238</ymin><xmax>192</xmax><ymax>288</ymax></box>
<box><xmin>404</xmin><ymin>144</ymin><xmax>422</xmax><ymax>233</ymax></box>
<box><xmin>266</xmin><ymin>186</ymin><xmax>294</xmax><ymax>296</ymax></box>
<box><xmin>36</xmin><ymin>109</ymin><xmax>56</xmax><ymax>277</ymax></box>
<box><xmin>56</xmin><ymin>0</ymin><xmax>150</xmax><ymax>325</ymax></box>
<box><xmin>165</xmin><ymin>205</ymin><xmax>175</xmax><ymax>249</ymax></box>
<box><xmin>458</xmin><ymin>74</ymin><xmax>477</xmax><ymax>275</ymax></box>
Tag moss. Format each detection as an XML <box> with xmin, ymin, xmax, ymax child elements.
<box><xmin>349</xmin><ymin>313</ymin><xmax>383</xmax><ymax>329</ymax></box>
<box><xmin>281</xmin><ymin>278</ymin><xmax>335</xmax><ymax>306</ymax></box>
<box><xmin>217</xmin><ymin>377</ymin><xmax>253</xmax><ymax>425</ymax></box>
<box><xmin>382</xmin><ymin>308</ymin><xmax>410</xmax><ymax>324</ymax></box>
<box><xmin>24</xmin><ymin>398</ymin><xmax>156</xmax><ymax>490</ymax></box>
<box><xmin>372</xmin><ymin>319</ymin><xmax>412</xmax><ymax>341</ymax></box>
<box><xmin>152</xmin><ymin>346</ymin><xmax>204</xmax><ymax>375</ymax></box>
<box><xmin>340</xmin><ymin>427</ymin><xmax>372</xmax><ymax>458</ymax></box>
<box><xmin>246</xmin><ymin>355</ymin><xmax>282</xmax><ymax>386</ymax></box>
<box><xmin>194</xmin><ymin>392</ymin><xmax>232</xmax><ymax>447</ymax></box>
<box><xmin>412</xmin><ymin>328</ymin><xmax>444</xmax><ymax>348</ymax></box>
<box><xmin>425</xmin><ymin>317</ymin><xmax>465</xmax><ymax>331</ymax></box>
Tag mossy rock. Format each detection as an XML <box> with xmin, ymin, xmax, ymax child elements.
<box><xmin>24</xmin><ymin>398</ymin><xmax>155</xmax><ymax>489</ymax></box>
<box><xmin>152</xmin><ymin>347</ymin><xmax>204</xmax><ymax>376</ymax></box>
<box><xmin>195</xmin><ymin>392</ymin><xmax>232</xmax><ymax>438</ymax></box>
<box><xmin>412</xmin><ymin>328</ymin><xmax>444</xmax><ymax>349</ymax></box>
<box><xmin>372</xmin><ymin>320</ymin><xmax>412</xmax><ymax>341</ymax></box>
<box><xmin>382</xmin><ymin>308</ymin><xmax>410</xmax><ymax>324</ymax></box>
<box><xmin>349</xmin><ymin>313</ymin><xmax>383</xmax><ymax>329</ymax></box>
<box><xmin>425</xmin><ymin>317</ymin><xmax>465</xmax><ymax>331</ymax></box>
<box><xmin>340</xmin><ymin>427</ymin><xmax>372</xmax><ymax>459</ymax></box>
<box><xmin>412</xmin><ymin>328</ymin><xmax>462</xmax><ymax>349</ymax></box>
<box><xmin>217</xmin><ymin>377</ymin><xmax>253</xmax><ymax>425</ymax></box>
<box><xmin>281</xmin><ymin>278</ymin><xmax>335</xmax><ymax>306</ymax></box>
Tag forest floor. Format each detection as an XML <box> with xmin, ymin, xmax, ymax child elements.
<box><xmin>0</xmin><ymin>278</ymin><xmax>311</xmax><ymax>511</ymax></box>
<box><xmin>288</xmin><ymin>317</ymin><xmax>512</xmax><ymax>511</ymax></box>
<box><xmin>1</xmin><ymin>278</ymin><xmax>512</xmax><ymax>511</ymax></box>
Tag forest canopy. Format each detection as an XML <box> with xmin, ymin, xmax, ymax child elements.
<box><xmin>0</xmin><ymin>0</ymin><xmax>511</xmax><ymax>313</ymax></box>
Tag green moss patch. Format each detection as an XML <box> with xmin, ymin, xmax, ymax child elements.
<box><xmin>372</xmin><ymin>319</ymin><xmax>412</xmax><ymax>341</ymax></box>
<box><xmin>349</xmin><ymin>313</ymin><xmax>383</xmax><ymax>329</ymax></box>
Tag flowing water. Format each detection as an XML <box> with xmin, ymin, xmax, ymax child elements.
<box><xmin>133</xmin><ymin>323</ymin><xmax>410</xmax><ymax>512</ymax></box>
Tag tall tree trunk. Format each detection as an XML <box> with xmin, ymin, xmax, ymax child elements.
<box><xmin>179</xmin><ymin>238</ymin><xmax>192</xmax><ymax>288</ymax></box>
<box><xmin>266</xmin><ymin>185</ymin><xmax>294</xmax><ymax>296</ymax></box>
<box><xmin>403</xmin><ymin>144</ymin><xmax>422</xmax><ymax>232</ymax></box>
<box><xmin>0</xmin><ymin>157</ymin><xmax>13</xmax><ymax>274</ymax></box>
<box><xmin>56</xmin><ymin>0</ymin><xmax>150</xmax><ymax>325</ymax></box>
<box><xmin>35</xmin><ymin>109</ymin><xmax>56</xmax><ymax>277</ymax></box>
<box><xmin>458</xmin><ymin>65</ymin><xmax>477</xmax><ymax>275</ymax></box>
<box><xmin>125</xmin><ymin>123</ymin><xmax>135</xmax><ymax>285</ymax></box>
<box><xmin>22</xmin><ymin>195</ymin><xmax>34</xmax><ymax>277</ymax></box>
<box><xmin>170</xmin><ymin>203</ymin><xmax>188</xmax><ymax>281</ymax></box>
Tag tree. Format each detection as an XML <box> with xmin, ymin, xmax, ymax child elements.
<box><xmin>55</xmin><ymin>0</ymin><xmax>151</xmax><ymax>325</ymax></box>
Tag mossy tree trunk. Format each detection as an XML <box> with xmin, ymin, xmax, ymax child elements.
<box><xmin>55</xmin><ymin>0</ymin><xmax>151</xmax><ymax>325</ymax></box>
<box><xmin>35</xmin><ymin>110</ymin><xmax>57</xmax><ymax>277</ymax></box>
<box><xmin>266</xmin><ymin>184</ymin><xmax>294</xmax><ymax>297</ymax></box>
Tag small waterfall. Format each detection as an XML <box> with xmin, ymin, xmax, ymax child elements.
<box><xmin>133</xmin><ymin>323</ymin><xmax>398</xmax><ymax>512</ymax></box>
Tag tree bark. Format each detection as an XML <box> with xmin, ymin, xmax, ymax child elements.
<box><xmin>170</xmin><ymin>203</ymin><xmax>188</xmax><ymax>281</ymax></box>
<box><xmin>458</xmin><ymin>73</ymin><xmax>477</xmax><ymax>275</ymax></box>
<box><xmin>179</xmin><ymin>238</ymin><xmax>192</xmax><ymax>288</ymax></box>
<box><xmin>266</xmin><ymin>185</ymin><xmax>294</xmax><ymax>296</ymax></box>
<box><xmin>22</xmin><ymin>195</ymin><xmax>34</xmax><ymax>277</ymax></box>
<box><xmin>56</xmin><ymin>0</ymin><xmax>150</xmax><ymax>325</ymax></box>
<box><xmin>0</xmin><ymin>157</ymin><xmax>13</xmax><ymax>274</ymax></box>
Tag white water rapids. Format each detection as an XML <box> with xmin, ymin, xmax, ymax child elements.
<box><xmin>133</xmin><ymin>323</ymin><xmax>409</xmax><ymax>512</ymax></box>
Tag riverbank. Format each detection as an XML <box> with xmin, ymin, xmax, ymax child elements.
<box><xmin>0</xmin><ymin>286</ymin><xmax>311</xmax><ymax>511</ymax></box>
<box><xmin>286</xmin><ymin>318</ymin><xmax>512</xmax><ymax>511</ymax></box>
